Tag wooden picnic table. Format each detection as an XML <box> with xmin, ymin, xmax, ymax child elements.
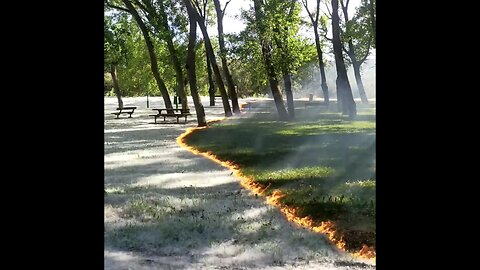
<box><xmin>149</xmin><ymin>108</ymin><xmax>191</xmax><ymax>124</ymax></box>
<box><xmin>151</xmin><ymin>108</ymin><xmax>190</xmax><ymax>114</ymax></box>
<box><xmin>111</xmin><ymin>106</ymin><xmax>137</xmax><ymax>118</ymax></box>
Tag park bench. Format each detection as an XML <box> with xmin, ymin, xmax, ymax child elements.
<box><xmin>111</xmin><ymin>106</ymin><xmax>137</xmax><ymax>118</ymax></box>
<box><xmin>149</xmin><ymin>108</ymin><xmax>191</xmax><ymax>124</ymax></box>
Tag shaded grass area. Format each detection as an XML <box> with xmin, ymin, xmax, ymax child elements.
<box><xmin>105</xmin><ymin>184</ymin><xmax>344</xmax><ymax>267</ymax></box>
<box><xmin>184</xmin><ymin>107</ymin><xmax>376</xmax><ymax>251</ymax></box>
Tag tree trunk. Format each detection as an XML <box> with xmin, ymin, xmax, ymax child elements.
<box><xmin>313</xmin><ymin>27</ymin><xmax>329</xmax><ymax>104</ymax></box>
<box><xmin>253</xmin><ymin>0</ymin><xmax>288</xmax><ymax>120</ymax></box>
<box><xmin>341</xmin><ymin>3</ymin><xmax>368</xmax><ymax>104</ymax></box>
<box><xmin>206</xmin><ymin>54</ymin><xmax>215</xmax><ymax>106</ymax></box>
<box><xmin>156</xmin><ymin>0</ymin><xmax>189</xmax><ymax>111</ymax></box>
<box><xmin>332</xmin><ymin>0</ymin><xmax>356</xmax><ymax>118</ymax></box>
<box><xmin>272</xmin><ymin>26</ymin><xmax>295</xmax><ymax>118</ymax></box>
<box><xmin>283</xmin><ymin>73</ymin><xmax>294</xmax><ymax>118</ymax></box>
<box><xmin>186</xmin><ymin>10</ymin><xmax>207</xmax><ymax>127</ymax></box>
<box><xmin>183</xmin><ymin>0</ymin><xmax>232</xmax><ymax>117</ymax></box>
<box><xmin>122</xmin><ymin>0</ymin><xmax>173</xmax><ymax>111</ymax></box>
<box><xmin>301</xmin><ymin>0</ymin><xmax>329</xmax><ymax>105</ymax></box>
<box><xmin>213</xmin><ymin>0</ymin><xmax>240</xmax><ymax>114</ymax></box>
<box><xmin>110</xmin><ymin>65</ymin><xmax>124</xmax><ymax>108</ymax></box>
<box><xmin>352</xmin><ymin>61</ymin><xmax>368</xmax><ymax>104</ymax></box>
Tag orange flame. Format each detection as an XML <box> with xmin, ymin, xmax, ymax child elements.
<box><xmin>354</xmin><ymin>244</ymin><xmax>376</xmax><ymax>259</ymax></box>
<box><xmin>176</xmin><ymin>105</ymin><xmax>375</xmax><ymax>262</ymax></box>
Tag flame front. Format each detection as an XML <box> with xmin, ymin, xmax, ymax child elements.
<box><xmin>176</xmin><ymin>105</ymin><xmax>375</xmax><ymax>262</ymax></box>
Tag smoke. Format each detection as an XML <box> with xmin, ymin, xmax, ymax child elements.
<box><xmin>291</xmin><ymin>56</ymin><xmax>376</xmax><ymax>101</ymax></box>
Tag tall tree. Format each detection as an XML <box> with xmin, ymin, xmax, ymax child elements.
<box><xmin>301</xmin><ymin>0</ymin><xmax>329</xmax><ymax>105</ymax></box>
<box><xmin>212</xmin><ymin>0</ymin><xmax>240</xmax><ymax>114</ymax></box>
<box><xmin>340</xmin><ymin>0</ymin><xmax>369</xmax><ymax>104</ymax></box>
<box><xmin>136</xmin><ymin>0</ymin><xmax>189</xmax><ymax>110</ymax></box>
<box><xmin>185</xmin><ymin>10</ymin><xmax>207</xmax><ymax>127</ymax></box>
<box><xmin>110</xmin><ymin>65</ymin><xmax>124</xmax><ymax>108</ymax></box>
<box><xmin>198</xmin><ymin>1</ymin><xmax>216</xmax><ymax>106</ymax></box>
<box><xmin>104</xmin><ymin>16</ymin><xmax>128</xmax><ymax>108</ymax></box>
<box><xmin>253</xmin><ymin>0</ymin><xmax>288</xmax><ymax>120</ymax></box>
<box><xmin>270</xmin><ymin>0</ymin><xmax>301</xmax><ymax>118</ymax></box>
<box><xmin>108</xmin><ymin>0</ymin><xmax>174</xmax><ymax>111</ymax></box>
<box><xmin>183</xmin><ymin>0</ymin><xmax>232</xmax><ymax>117</ymax></box>
<box><xmin>228</xmin><ymin>29</ymin><xmax>268</xmax><ymax>97</ymax></box>
<box><xmin>331</xmin><ymin>0</ymin><xmax>356</xmax><ymax>118</ymax></box>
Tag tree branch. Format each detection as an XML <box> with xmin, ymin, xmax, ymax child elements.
<box><xmin>192</xmin><ymin>0</ymin><xmax>205</xmax><ymax>20</ymax></box>
<box><xmin>300</xmin><ymin>0</ymin><xmax>308</xmax><ymax>10</ymax></box>
<box><xmin>359</xmin><ymin>36</ymin><xmax>372</xmax><ymax>65</ymax></box>
<box><xmin>105</xmin><ymin>1</ymin><xmax>130</xmax><ymax>13</ymax></box>
<box><xmin>202</xmin><ymin>0</ymin><xmax>207</xmax><ymax>18</ymax></box>
<box><xmin>222</xmin><ymin>0</ymin><xmax>232</xmax><ymax>16</ymax></box>
<box><xmin>324</xmin><ymin>1</ymin><xmax>333</xmax><ymax>18</ymax></box>
<box><xmin>132</xmin><ymin>0</ymin><xmax>148</xmax><ymax>13</ymax></box>
<box><xmin>301</xmin><ymin>0</ymin><xmax>316</xmax><ymax>26</ymax></box>
<box><xmin>342</xmin><ymin>43</ymin><xmax>350</xmax><ymax>57</ymax></box>
<box><xmin>192</xmin><ymin>0</ymin><xmax>202</xmax><ymax>14</ymax></box>
<box><xmin>322</xmin><ymin>32</ymin><xmax>333</xmax><ymax>42</ymax></box>
<box><xmin>340</xmin><ymin>0</ymin><xmax>349</xmax><ymax>22</ymax></box>
<box><xmin>315</xmin><ymin>0</ymin><xmax>320</xmax><ymax>25</ymax></box>
<box><xmin>134</xmin><ymin>0</ymin><xmax>163</xmax><ymax>37</ymax></box>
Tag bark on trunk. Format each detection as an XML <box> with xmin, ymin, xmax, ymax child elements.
<box><xmin>110</xmin><ymin>65</ymin><xmax>124</xmax><ymax>109</ymax></box>
<box><xmin>332</xmin><ymin>0</ymin><xmax>356</xmax><ymax>118</ymax></box>
<box><xmin>206</xmin><ymin>54</ymin><xmax>215</xmax><ymax>106</ymax></box>
<box><xmin>122</xmin><ymin>0</ymin><xmax>173</xmax><ymax>111</ymax></box>
<box><xmin>313</xmin><ymin>27</ymin><xmax>329</xmax><ymax>104</ymax></box>
<box><xmin>213</xmin><ymin>0</ymin><xmax>240</xmax><ymax>114</ymax></box>
<box><xmin>186</xmin><ymin>11</ymin><xmax>207</xmax><ymax>127</ymax></box>
<box><xmin>283</xmin><ymin>73</ymin><xmax>294</xmax><ymax>118</ymax></box>
<box><xmin>183</xmin><ymin>0</ymin><xmax>232</xmax><ymax>117</ymax></box>
<box><xmin>352</xmin><ymin>62</ymin><xmax>368</xmax><ymax>104</ymax></box>
<box><xmin>253</xmin><ymin>0</ymin><xmax>288</xmax><ymax>120</ymax></box>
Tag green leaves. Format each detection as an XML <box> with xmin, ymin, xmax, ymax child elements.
<box><xmin>342</xmin><ymin>0</ymin><xmax>375</xmax><ymax>63</ymax></box>
<box><xmin>320</xmin><ymin>15</ymin><xmax>328</xmax><ymax>31</ymax></box>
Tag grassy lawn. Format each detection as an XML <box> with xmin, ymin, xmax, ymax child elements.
<box><xmin>183</xmin><ymin>105</ymin><xmax>376</xmax><ymax>252</ymax></box>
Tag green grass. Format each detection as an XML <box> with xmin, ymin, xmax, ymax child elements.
<box><xmin>184</xmin><ymin>107</ymin><xmax>376</xmax><ymax>250</ymax></box>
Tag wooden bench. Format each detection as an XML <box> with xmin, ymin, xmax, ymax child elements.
<box><xmin>149</xmin><ymin>108</ymin><xmax>191</xmax><ymax>124</ymax></box>
<box><xmin>111</xmin><ymin>106</ymin><xmax>137</xmax><ymax>119</ymax></box>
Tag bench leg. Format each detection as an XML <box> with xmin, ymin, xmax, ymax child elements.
<box><xmin>184</xmin><ymin>116</ymin><xmax>187</xmax><ymax>123</ymax></box>
<box><xmin>128</xmin><ymin>113</ymin><xmax>133</xmax><ymax>118</ymax></box>
<box><xmin>176</xmin><ymin>116</ymin><xmax>179</xmax><ymax>124</ymax></box>
<box><xmin>154</xmin><ymin>116</ymin><xmax>157</xmax><ymax>124</ymax></box>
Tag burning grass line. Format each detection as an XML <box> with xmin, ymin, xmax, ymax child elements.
<box><xmin>176</xmin><ymin>106</ymin><xmax>375</xmax><ymax>262</ymax></box>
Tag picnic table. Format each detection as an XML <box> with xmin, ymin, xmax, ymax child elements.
<box><xmin>149</xmin><ymin>108</ymin><xmax>191</xmax><ymax>124</ymax></box>
<box><xmin>111</xmin><ymin>106</ymin><xmax>137</xmax><ymax>119</ymax></box>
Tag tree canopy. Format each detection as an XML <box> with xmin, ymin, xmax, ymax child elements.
<box><xmin>104</xmin><ymin>0</ymin><xmax>376</xmax><ymax>119</ymax></box>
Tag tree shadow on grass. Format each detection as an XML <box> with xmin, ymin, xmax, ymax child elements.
<box><xmin>104</xmin><ymin>98</ymin><xmax>376</xmax><ymax>269</ymax></box>
<box><xmin>105</xmin><ymin>181</ymin><xmax>371</xmax><ymax>269</ymax></box>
